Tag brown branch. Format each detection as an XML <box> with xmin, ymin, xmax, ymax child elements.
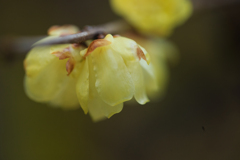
<box><xmin>0</xmin><ymin>36</ymin><xmax>46</xmax><ymax>60</ymax></box>
<box><xmin>192</xmin><ymin>0</ymin><xmax>240</xmax><ymax>11</ymax></box>
<box><xmin>33</xmin><ymin>20</ymin><xmax>131</xmax><ymax>47</ymax></box>
<box><xmin>0</xmin><ymin>20</ymin><xmax>131</xmax><ymax>59</ymax></box>
<box><xmin>1</xmin><ymin>0</ymin><xmax>240</xmax><ymax>59</ymax></box>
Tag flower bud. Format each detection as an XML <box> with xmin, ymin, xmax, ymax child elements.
<box><xmin>24</xmin><ymin>25</ymin><xmax>85</xmax><ymax>108</ymax></box>
<box><xmin>110</xmin><ymin>0</ymin><xmax>192</xmax><ymax>36</ymax></box>
<box><xmin>78</xmin><ymin>34</ymin><xmax>151</xmax><ymax>121</ymax></box>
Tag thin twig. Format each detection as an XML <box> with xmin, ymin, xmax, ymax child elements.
<box><xmin>1</xmin><ymin>0</ymin><xmax>240</xmax><ymax>58</ymax></box>
<box><xmin>0</xmin><ymin>36</ymin><xmax>46</xmax><ymax>59</ymax></box>
<box><xmin>192</xmin><ymin>0</ymin><xmax>240</xmax><ymax>11</ymax></box>
<box><xmin>33</xmin><ymin>20</ymin><xmax>130</xmax><ymax>47</ymax></box>
<box><xmin>0</xmin><ymin>20</ymin><xmax>131</xmax><ymax>58</ymax></box>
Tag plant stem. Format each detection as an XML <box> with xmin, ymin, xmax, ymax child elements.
<box><xmin>33</xmin><ymin>20</ymin><xmax>131</xmax><ymax>47</ymax></box>
<box><xmin>0</xmin><ymin>20</ymin><xmax>131</xmax><ymax>58</ymax></box>
<box><xmin>192</xmin><ymin>0</ymin><xmax>240</xmax><ymax>11</ymax></box>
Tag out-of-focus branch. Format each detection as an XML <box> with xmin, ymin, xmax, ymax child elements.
<box><xmin>0</xmin><ymin>20</ymin><xmax>131</xmax><ymax>59</ymax></box>
<box><xmin>33</xmin><ymin>20</ymin><xmax>131</xmax><ymax>46</ymax></box>
<box><xmin>0</xmin><ymin>36</ymin><xmax>45</xmax><ymax>59</ymax></box>
<box><xmin>192</xmin><ymin>0</ymin><xmax>240</xmax><ymax>11</ymax></box>
<box><xmin>1</xmin><ymin>0</ymin><xmax>240</xmax><ymax>59</ymax></box>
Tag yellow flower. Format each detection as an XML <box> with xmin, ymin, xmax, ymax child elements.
<box><xmin>77</xmin><ymin>34</ymin><xmax>150</xmax><ymax>121</ymax></box>
<box><xmin>123</xmin><ymin>33</ymin><xmax>178</xmax><ymax>99</ymax></box>
<box><xmin>110</xmin><ymin>0</ymin><xmax>192</xmax><ymax>36</ymax></box>
<box><xmin>24</xmin><ymin>29</ymin><xmax>152</xmax><ymax>121</ymax></box>
<box><xmin>24</xmin><ymin>25</ymin><xmax>85</xmax><ymax>109</ymax></box>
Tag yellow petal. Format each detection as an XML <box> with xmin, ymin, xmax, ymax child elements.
<box><xmin>111</xmin><ymin>37</ymin><xmax>150</xmax><ymax>65</ymax></box>
<box><xmin>87</xmin><ymin>56</ymin><xmax>123</xmax><ymax>121</ymax></box>
<box><xmin>110</xmin><ymin>0</ymin><xmax>192</xmax><ymax>36</ymax></box>
<box><xmin>88</xmin><ymin>96</ymin><xmax>123</xmax><ymax>122</ymax></box>
<box><xmin>24</xmin><ymin>45</ymin><xmax>80</xmax><ymax>108</ymax></box>
<box><xmin>24</xmin><ymin>46</ymin><xmax>56</xmax><ymax>77</ymax></box>
<box><xmin>24</xmin><ymin>57</ymin><xmax>79</xmax><ymax>107</ymax></box>
<box><xmin>138</xmin><ymin>45</ymin><xmax>150</xmax><ymax>64</ymax></box>
<box><xmin>91</xmin><ymin>47</ymin><xmax>135</xmax><ymax>106</ymax></box>
<box><xmin>126</xmin><ymin>61</ymin><xmax>149</xmax><ymax>104</ymax></box>
<box><xmin>50</xmin><ymin>44</ymin><xmax>71</xmax><ymax>56</ymax></box>
<box><xmin>84</xmin><ymin>39</ymin><xmax>111</xmax><ymax>57</ymax></box>
<box><xmin>76</xmin><ymin>60</ymin><xmax>89</xmax><ymax>114</ymax></box>
<box><xmin>48</xmin><ymin>75</ymin><xmax>79</xmax><ymax>109</ymax></box>
<box><xmin>111</xmin><ymin>37</ymin><xmax>138</xmax><ymax>62</ymax></box>
<box><xmin>88</xmin><ymin>99</ymin><xmax>123</xmax><ymax>122</ymax></box>
<box><xmin>48</xmin><ymin>25</ymin><xmax>79</xmax><ymax>36</ymax></box>
<box><xmin>140</xmin><ymin>59</ymin><xmax>168</xmax><ymax>98</ymax></box>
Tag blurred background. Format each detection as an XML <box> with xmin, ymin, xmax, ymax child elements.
<box><xmin>1</xmin><ymin>0</ymin><xmax>240</xmax><ymax>159</ymax></box>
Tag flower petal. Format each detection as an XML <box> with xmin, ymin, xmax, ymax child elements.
<box><xmin>126</xmin><ymin>61</ymin><xmax>149</xmax><ymax>104</ymax></box>
<box><xmin>87</xmin><ymin>56</ymin><xmax>123</xmax><ymax>121</ymax></box>
<box><xmin>76</xmin><ymin>60</ymin><xmax>89</xmax><ymax>114</ymax></box>
<box><xmin>140</xmin><ymin>59</ymin><xmax>168</xmax><ymax>98</ymax></box>
<box><xmin>84</xmin><ymin>39</ymin><xmax>111</xmax><ymax>57</ymax></box>
<box><xmin>111</xmin><ymin>37</ymin><xmax>138</xmax><ymax>61</ymax></box>
<box><xmin>24</xmin><ymin>57</ymin><xmax>79</xmax><ymax>108</ymax></box>
<box><xmin>91</xmin><ymin>47</ymin><xmax>135</xmax><ymax>106</ymax></box>
<box><xmin>48</xmin><ymin>75</ymin><xmax>79</xmax><ymax>109</ymax></box>
<box><xmin>88</xmin><ymin>99</ymin><xmax>123</xmax><ymax>122</ymax></box>
<box><xmin>48</xmin><ymin>25</ymin><xmax>79</xmax><ymax>36</ymax></box>
<box><xmin>24</xmin><ymin>46</ymin><xmax>56</xmax><ymax>77</ymax></box>
<box><xmin>24</xmin><ymin>45</ymin><xmax>80</xmax><ymax>108</ymax></box>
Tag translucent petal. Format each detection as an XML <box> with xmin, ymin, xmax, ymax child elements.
<box><xmin>91</xmin><ymin>47</ymin><xmax>135</xmax><ymax>106</ymax></box>
<box><xmin>50</xmin><ymin>44</ymin><xmax>71</xmax><ymax>55</ymax></box>
<box><xmin>88</xmin><ymin>99</ymin><xmax>123</xmax><ymax>122</ymax></box>
<box><xmin>48</xmin><ymin>25</ymin><xmax>79</xmax><ymax>36</ymax></box>
<box><xmin>25</xmin><ymin>57</ymin><xmax>78</xmax><ymax>107</ymax></box>
<box><xmin>140</xmin><ymin>59</ymin><xmax>168</xmax><ymax>98</ymax></box>
<box><xmin>140</xmin><ymin>59</ymin><xmax>158</xmax><ymax>91</ymax></box>
<box><xmin>111</xmin><ymin>37</ymin><xmax>138</xmax><ymax>62</ymax></box>
<box><xmin>126</xmin><ymin>61</ymin><xmax>149</xmax><ymax>104</ymax></box>
<box><xmin>49</xmin><ymin>75</ymin><xmax>79</xmax><ymax>109</ymax></box>
<box><xmin>110</xmin><ymin>0</ymin><xmax>192</xmax><ymax>36</ymax></box>
<box><xmin>76</xmin><ymin>60</ymin><xmax>89</xmax><ymax>114</ymax></box>
<box><xmin>24</xmin><ymin>46</ymin><xmax>56</xmax><ymax>77</ymax></box>
<box><xmin>87</xmin><ymin>56</ymin><xmax>123</xmax><ymax>121</ymax></box>
<box><xmin>24</xmin><ymin>45</ymin><xmax>80</xmax><ymax>108</ymax></box>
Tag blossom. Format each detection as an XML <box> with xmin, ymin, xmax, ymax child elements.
<box><xmin>123</xmin><ymin>33</ymin><xmax>178</xmax><ymax>99</ymax></box>
<box><xmin>24</xmin><ymin>28</ymin><xmax>152</xmax><ymax>121</ymax></box>
<box><xmin>24</xmin><ymin>25</ymin><xmax>85</xmax><ymax>108</ymax></box>
<box><xmin>77</xmin><ymin>34</ymin><xmax>151</xmax><ymax>121</ymax></box>
<box><xmin>110</xmin><ymin>0</ymin><xmax>192</xmax><ymax>36</ymax></box>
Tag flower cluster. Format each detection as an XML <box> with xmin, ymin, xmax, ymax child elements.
<box><xmin>24</xmin><ymin>26</ymin><xmax>153</xmax><ymax>121</ymax></box>
<box><xmin>110</xmin><ymin>0</ymin><xmax>192</xmax><ymax>36</ymax></box>
<box><xmin>24</xmin><ymin>0</ymin><xmax>188</xmax><ymax>121</ymax></box>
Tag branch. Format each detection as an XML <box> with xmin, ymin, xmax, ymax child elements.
<box><xmin>192</xmin><ymin>0</ymin><xmax>240</xmax><ymax>11</ymax></box>
<box><xmin>0</xmin><ymin>36</ymin><xmax>45</xmax><ymax>59</ymax></box>
<box><xmin>1</xmin><ymin>0</ymin><xmax>240</xmax><ymax>59</ymax></box>
<box><xmin>33</xmin><ymin>20</ymin><xmax>131</xmax><ymax>47</ymax></box>
<box><xmin>0</xmin><ymin>20</ymin><xmax>131</xmax><ymax>59</ymax></box>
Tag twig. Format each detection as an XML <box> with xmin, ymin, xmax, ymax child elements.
<box><xmin>192</xmin><ymin>0</ymin><xmax>240</xmax><ymax>11</ymax></box>
<box><xmin>33</xmin><ymin>20</ymin><xmax>131</xmax><ymax>47</ymax></box>
<box><xmin>0</xmin><ymin>36</ymin><xmax>45</xmax><ymax>59</ymax></box>
<box><xmin>1</xmin><ymin>0</ymin><xmax>240</xmax><ymax>58</ymax></box>
<box><xmin>0</xmin><ymin>20</ymin><xmax>131</xmax><ymax>58</ymax></box>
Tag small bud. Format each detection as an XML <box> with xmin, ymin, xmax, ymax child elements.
<box><xmin>48</xmin><ymin>25</ymin><xmax>80</xmax><ymax>36</ymax></box>
<box><xmin>110</xmin><ymin>0</ymin><xmax>192</xmax><ymax>36</ymax></box>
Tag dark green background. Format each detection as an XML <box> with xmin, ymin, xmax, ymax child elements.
<box><xmin>1</xmin><ymin>0</ymin><xmax>240</xmax><ymax>159</ymax></box>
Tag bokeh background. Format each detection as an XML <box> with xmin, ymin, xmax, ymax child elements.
<box><xmin>1</xmin><ymin>0</ymin><xmax>240</xmax><ymax>159</ymax></box>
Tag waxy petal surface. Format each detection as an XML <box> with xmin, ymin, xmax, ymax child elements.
<box><xmin>87</xmin><ymin>56</ymin><xmax>123</xmax><ymax>121</ymax></box>
<box><xmin>91</xmin><ymin>47</ymin><xmax>135</xmax><ymax>106</ymax></box>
